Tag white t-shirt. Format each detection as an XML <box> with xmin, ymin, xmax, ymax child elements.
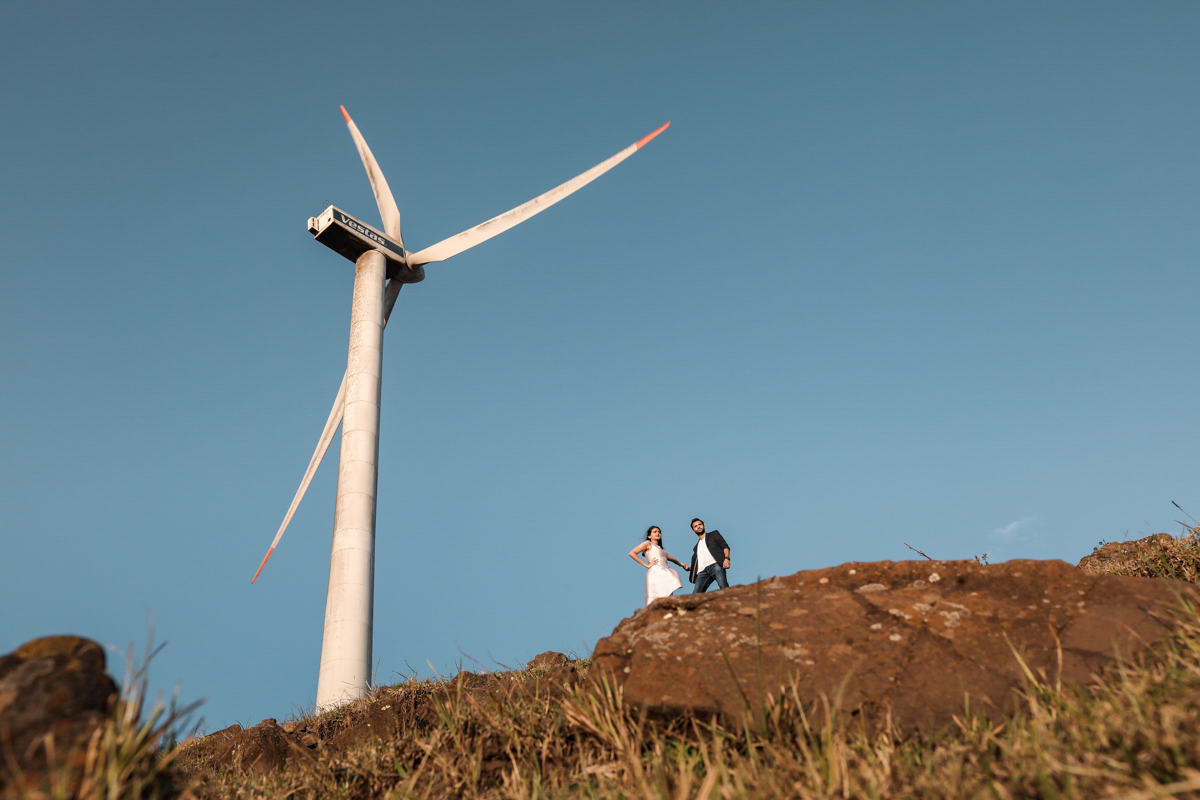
<box><xmin>695</xmin><ymin>535</ymin><xmax>717</xmax><ymax>571</ymax></box>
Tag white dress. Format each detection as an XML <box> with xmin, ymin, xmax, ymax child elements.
<box><xmin>645</xmin><ymin>543</ymin><xmax>683</xmax><ymax>606</ymax></box>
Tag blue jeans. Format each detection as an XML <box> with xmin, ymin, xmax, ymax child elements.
<box><xmin>692</xmin><ymin>563</ymin><xmax>729</xmax><ymax>593</ymax></box>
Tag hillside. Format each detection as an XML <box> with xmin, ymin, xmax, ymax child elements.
<box><xmin>7</xmin><ymin>531</ymin><xmax>1200</xmax><ymax>799</ymax></box>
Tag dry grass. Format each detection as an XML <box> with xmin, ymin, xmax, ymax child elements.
<box><xmin>1083</xmin><ymin>529</ymin><xmax>1200</xmax><ymax>584</ymax></box>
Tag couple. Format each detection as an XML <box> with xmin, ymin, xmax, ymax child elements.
<box><xmin>628</xmin><ymin>518</ymin><xmax>732</xmax><ymax>606</ymax></box>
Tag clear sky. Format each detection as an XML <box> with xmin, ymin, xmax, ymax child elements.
<box><xmin>3</xmin><ymin>1</ymin><xmax>1199</xmax><ymax>731</ymax></box>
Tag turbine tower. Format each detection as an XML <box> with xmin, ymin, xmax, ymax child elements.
<box><xmin>253</xmin><ymin>106</ymin><xmax>670</xmax><ymax>709</ymax></box>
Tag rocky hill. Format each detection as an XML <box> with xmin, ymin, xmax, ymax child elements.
<box><xmin>6</xmin><ymin>531</ymin><xmax>1200</xmax><ymax>799</ymax></box>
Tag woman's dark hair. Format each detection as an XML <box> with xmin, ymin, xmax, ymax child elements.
<box><xmin>645</xmin><ymin>525</ymin><xmax>663</xmax><ymax>544</ymax></box>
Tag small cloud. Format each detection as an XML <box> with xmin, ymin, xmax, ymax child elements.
<box><xmin>992</xmin><ymin>516</ymin><xmax>1037</xmax><ymax>539</ymax></box>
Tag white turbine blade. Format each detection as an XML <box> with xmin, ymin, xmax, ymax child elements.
<box><xmin>382</xmin><ymin>276</ymin><xmax>403</xmax><ymax>321</ymax></box>
<box><xmin>408</xmin><ymin>121</ymin><xmax>670</xmax><ymax>267</ymax></box>
<box><xmin>252</xmin><ymin>280</ymin><xmax>405</xmax><ymax>583</ymax></box>
<box><xmin>341</xmin><ymin>105</ymin><xmax>404</xmax><ymax>247</ymax></box>
<box><xmin>252</xmin><ymin>377</ymin><xmax>345</xmax><ymax>583</ymax></box>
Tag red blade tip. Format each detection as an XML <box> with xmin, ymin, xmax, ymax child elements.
<box><xmin>251</xmin><ymin>547</ymin><xmax>275</xmax><ymax>584</ymax></box>
<box><xmin>635</xmin><ymin>121</ymin><xmax>671</xmax><ymax>150</ymax></box>
<box><xmin>339</xmin><ymin>105</ymin><xmax>352</xmax><ymax>124</ymax></box>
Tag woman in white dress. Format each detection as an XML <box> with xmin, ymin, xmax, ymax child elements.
<box><xmin>629</xmin><ymin>526</ymin><xmax>688</xmax><ymax>606</ymax></box>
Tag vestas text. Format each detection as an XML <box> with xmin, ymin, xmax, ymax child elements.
<box><xmin>334</xmin><ymin>211</ymin><xmax>404</xmax><ymax>256</ymax></box>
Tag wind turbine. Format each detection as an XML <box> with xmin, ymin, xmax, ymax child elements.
<box><xmin>252</xmin><ymin>106</ymin><xmax>670</xmax><ymax>709</ymax></box>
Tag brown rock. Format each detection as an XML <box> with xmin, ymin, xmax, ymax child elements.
<box><xmin>531</xmin><ymin>664</ymin><xmax>578</xmax><ymax>696</ymax></box>
<box><xmin>204</xmin><ymin>723</ymin><xmax>243</xmax><ymax>740</ymax></box>
<box><xmin>591</xmin><ymin>559</ymin><xmax>1196</xmax><ymax>732</ymax></box>
<box><xmin>528</xmin><ymin>651</ymin><xmax>570</xmax><ymax>670</ymax></box>
<box><xmin>0</xmin><ymin>635</ymin><xmax>118</xmax><ymax>788</ymax></box>
<box><xmin>1078</xmin><ymin>532</ymin><xmax>1176</xmax><ymax>574</ymax></box>
<box><xmin>325</xmin><ymin>703</ymin><xmax>406</xmax><ymax>751</ymax></box>
<box><xmin>181</xmin><ymin>723</ymin><xmax>241</xmax><ymax>767</ymax></box>
<box><xmin>193</xmin><ymin>718</ymin><xmax>302</xmax><ymax>775</ymax></box>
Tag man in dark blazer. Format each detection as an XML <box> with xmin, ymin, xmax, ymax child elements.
<box><xmin>688</xmin><ymin>518</ymin><xmax>730</xmax><ymax>593</ymax></box>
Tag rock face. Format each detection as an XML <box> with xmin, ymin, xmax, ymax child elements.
<box><xmin>591</xmin><ymin>559</ymin><xmax>1195</xmax><ymax>732</ymax></box>
<box><xmin>0</xmin><ymin>636</ymin><xmax>118</xmax><ymax>789</ymax></box>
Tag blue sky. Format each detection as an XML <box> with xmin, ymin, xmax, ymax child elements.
<box><xmin>3</xmin><ymin>1</ymin><xmax>1199</xmax><ymax>730</ymax></box>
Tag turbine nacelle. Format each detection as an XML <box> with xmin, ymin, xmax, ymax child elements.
<box><xmin>307</xmin><ymin>206</ymin><xmax>425</xmax><ymax>283</ymax></box>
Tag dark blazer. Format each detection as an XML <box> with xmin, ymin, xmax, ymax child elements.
<box><xmin>688</xmin><ymin>530</ymin><xmax>730</xmax><ymax>584</ymax></box>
